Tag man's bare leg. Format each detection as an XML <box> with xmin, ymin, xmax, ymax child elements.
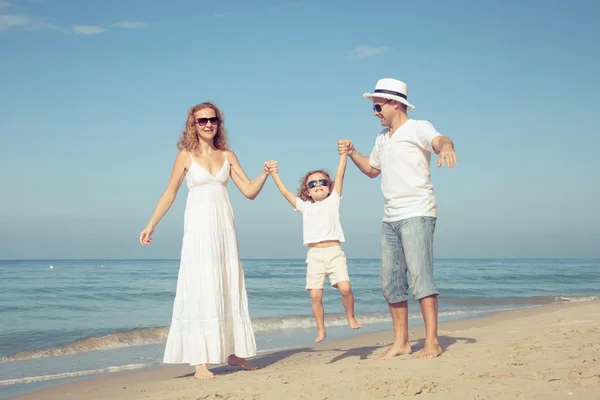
<box><xmin>335</xmin><ymin>281</ymin><xmax>361</xmax><ymax>329</ymax></box>
<box><xmin>379</xmin><ymin>300</ymin><xmax>412</xmax><ymax>359</ymax></box>
<box><xmin>416</xmin><ymin>294</ymin><xmax>442</xmax><ymax>359</ymax></box>
<box><xmin>194</xmin><ymin>364</ymin><xmax>215</xmax><ymax>380</ymax></box>
<box><xmin>309</xmin><ymin>289</ymin><xmax>326</xmax><ymax>342</ymax></box>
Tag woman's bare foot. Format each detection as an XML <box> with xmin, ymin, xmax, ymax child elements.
<box><xmin>314</xmin><ymin>330</ymin><xmax>327</xmax><ymax>343</ymax></box>
<box><xmin>415</xmin><ymin>343</ymin><xmax>442</xmax><ymax>359</ymax></box>
<box><xmin>194</xmin><ymin>364</ymin><xmax>215</xmax><ymax>380</ymax></box>
<box><xmin>347</xmin><ymin>316</ymin><xmax>361</xmax><ymax>330</ymax></box>
<box><xmin>378</xmin><ymin>342</ymin><xmax>412</xmax><ymax>360</ymax></box>
<box><xmin>227</xmin><ymin>354</ymin><xmax>257</xmax><ymax>370</ymax></box>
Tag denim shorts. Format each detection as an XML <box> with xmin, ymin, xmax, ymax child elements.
<box><xmin>380</xmin><ymin>216</ymin><xmax>438</xmax><ymax>303</ymax></box>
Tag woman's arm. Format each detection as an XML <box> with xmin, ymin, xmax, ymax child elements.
<box><xmin>267</xmin><ymin>161</ymin><xmax>297</xmax><ymax>208</ymax></box>
<box><xmin>140</xmin><ymin>150</ymin><xmax>189</xmax><ymax>245</ymax></box>
<box><xmin>333</xmin><ymin>152</ymin><xmax>348</xmax><ymax>196</ymax></box>
<box><xmin>228</xmin><ymin>150</ymin><xmax>268</xmax><ymax>200</ymax></box>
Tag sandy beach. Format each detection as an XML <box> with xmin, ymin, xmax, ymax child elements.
<box><xmin>12</xmin><ymin>300</ymin><xmax>600</xmax><ymax>400</ymax></box>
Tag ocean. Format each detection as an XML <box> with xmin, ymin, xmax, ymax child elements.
<box><xmin>1</xmin><ymin>258</ymin><xmax>599</xmax><ymax>398</ymax></box>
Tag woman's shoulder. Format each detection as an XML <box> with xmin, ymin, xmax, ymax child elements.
<box><xmin>176</xmin><ymin>149</ymin><xmax>192</xmax><ymax>160</ymax></box>
<box><xmin>223</xmin><ymin>149</ymin><xmax>238</xmax><ymax>162</ymax></box>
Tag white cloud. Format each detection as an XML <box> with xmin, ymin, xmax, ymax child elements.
<box><xmin>72</xmin><ymin>25</ymin><xmax>106</xmax><ymax>35</ymax></box>
<box><xmin>0</xmin><ymin>13</ymin><xmax>148</xmax><ymax>35</ymax></box>
<box><xmin>0</xmin><ymin>14</ymin><xmax>27</xmax><ymax>30</ymax></box>
<box><xmin>347</xmin><ymin>45</ymin><xmax>389</xmax><ymax>60</ymax></box>
<box><xmin>109</xmin><ymin>21</ymin><xmax>147</xmax><ymax>29</ymax></box>
<box><xmin>0</xmin><ymin>14</ymin><xmax>58</xmax><ymax>31</ymax></box>
<box><xmin>214</xmin><ymin>13</ymin><xmax>226</xmax><ymax>18</ymax></box>
<box><xmin>0</xmin><ymin>1</ymin><xmax>11</xmax><ymax>9</ymax></box>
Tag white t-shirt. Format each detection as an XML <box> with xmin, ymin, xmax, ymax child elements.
<box><xmin>369</xmin><ymin>119</ymin><xmax>441</xmax><ymax>222</ymax></box>
<box><xmin>295</xmin><ymin>191</ymin><xmax>345</xmax><ymax>246</ymax></box>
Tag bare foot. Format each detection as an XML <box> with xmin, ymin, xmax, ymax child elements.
<box><xmin>347</xmin><ymin>317</ymin><xmax>361</xmax><ymax>330</ymax></box>
<box><xmin>194</xmin><ymin>364</ymin><xmax>215</xmax><ymax>380</ymax></box>
<box><xmin>378</xmin><ymin>342</ymin><xmax>412</xmax><ymax>360</ymax></box>
<box><xmin>415</xmin><ymin>343</ymin><xmax>442</xmax><ymax>359</ymax></box>
<box><xmin>227</xmin><ymin>355</ymin><xmax>257</xmax><ymax>370</ymax></box>
<box><xmin>314</xmin><ymin>330</ymin><xmax>326</xmax><ymax>343</ymax></box>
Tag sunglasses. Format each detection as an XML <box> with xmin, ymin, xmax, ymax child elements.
<box><xmin>307</xmin><ymin>179</ymin><xmax>330</xmax><ymax>189</ymax></box>
<box><xmin>195</xmin><ymin>117</ymin><xmax>219</xmax><ymax>126</ymax></box>
<box><xmin>373</xmin><ymin>100</ymin><xmax>391</xmax><ymax>113</ymax></box>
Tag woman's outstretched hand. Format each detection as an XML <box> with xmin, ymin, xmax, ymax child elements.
<box><xmin>140</xmin><ymin>225</ymin><xmax>154</xmax><ymax>246</ymax></box>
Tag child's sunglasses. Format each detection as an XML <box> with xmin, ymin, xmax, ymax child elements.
<box><xmin>307</xmin><ymin>179</ymin><xmax>330</xmax><ymax>189</ymax></box>
<box><xmin>195</xmin><ymin>117</ymin><xmax>219</xmax><ymax>126</ymax></box>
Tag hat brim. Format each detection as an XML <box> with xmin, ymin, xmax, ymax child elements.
<box><xmin>363</xmin><ymin>92</ymin><xmax>415</xmax><ymax>110</ymax></box>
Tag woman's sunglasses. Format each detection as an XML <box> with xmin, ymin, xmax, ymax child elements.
<box><xmin>307</xmin><ymin>179</ymin><xmax>330</xmax><ymax>189</ymax></box>
<box><xmin>373</xmin><ymin>100</ymin><xmax>391</xmax><ymax>113</ymax></box>
<box><xmin>195</xmin><ymin>117</ymin><xmax>219</xmax><ymax>126</ymax></box>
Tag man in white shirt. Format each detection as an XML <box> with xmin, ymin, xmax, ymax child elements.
<box><xmin>338</xmin><ymin>78</ymin><xmax>458</xmax><ymax>360</ymax></box>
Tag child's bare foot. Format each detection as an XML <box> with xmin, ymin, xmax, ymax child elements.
<box><xmin>378</xmin><ymin>342</ymin><xmax>412</xmax><ymax>360</ymax></box>
<box><xmin>227</xmin><ymin>354</ymin><xmax>257</xmax><ymax>370</ymax></box>
<box><xmin>347</xmin><ymin>316</ymin><xmax>361</xmax><ymax>329</ymax></box>
<box><xmin>194</xmin><ymin>364</ymin><xmax>215</xmax><ymax>380</ymax></box>
<box><xmin>314</xmin><ymin>330</ymin><xmax>327</xmax><ymax>343</ymax></box>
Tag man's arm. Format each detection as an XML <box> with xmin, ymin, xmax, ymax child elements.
<box><xmin>349</xmin><ymin>150</ymin><xmax>380</xmax><ymax>178</ymax></box>
<box><xmin>431</xmin><ymin>136</ymin><xmax>458</xmax><ymax>168</ymax></box>
<box><xmin>338</xmin><ymin>139</ymin><xmax>380</xmax><ymax>178</ymax></box>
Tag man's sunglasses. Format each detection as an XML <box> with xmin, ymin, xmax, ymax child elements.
<box><xmin>307</xmin><ymin>179</ymin><xmax>330</xmax><ymax>189</ymax></box>
<box><xmin>373</xmin><ymin>100</ymin><xmax>391</xmax><ymax>113</ymax></box>
<box><xmin>195</xmin><ymin>117</ymin><xmax>219</xmax><ymax>126</ymax></box>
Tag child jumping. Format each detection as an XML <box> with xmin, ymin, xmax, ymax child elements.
<box><xmin>265</xmin><ymin>152</ymin><xmax>360</xmax><ymax>343</ymax></box>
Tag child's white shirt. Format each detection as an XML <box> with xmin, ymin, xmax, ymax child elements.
<box><xmin>295</xmin><ymin>191</ymin><xmax>345</xmax><ymax>246</ymax></box>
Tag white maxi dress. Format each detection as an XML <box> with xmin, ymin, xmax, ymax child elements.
<box><xmin>163</xmin><ymin>152</ymin><xmax>256</xmax><ymax>365</ymax></box>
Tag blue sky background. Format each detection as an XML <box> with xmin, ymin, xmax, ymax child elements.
<box><xmin>1</xmin><ymin>0</ymin><xmax>599</xmax><ymax>259</ymax></box>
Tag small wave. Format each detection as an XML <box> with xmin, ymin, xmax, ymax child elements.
<box><xmin>0</xmin><ymin>363</ymin><xmax>150</xmax><ymax>387</ymax></box>
<box><xmin>554</xmin><ymin>295</ymin><xmax>599</xmax><ymax>303</ymax></box>
<box><xmin>442</xmin><ymin>295</ymin><xmax>599</xmax><ymax>306</ymax></box>
<box><xmin>0</xmin><ymin>327</ymin><xmax>168</xmax><ymax>363</ymax></box>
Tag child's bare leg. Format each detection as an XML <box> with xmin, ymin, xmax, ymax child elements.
<box><xmin>336</xmin><ymin>281</ymin><xmax>361</xmax><ymax>329</ymax></box>
<box><xmin>309</xmin><ymin>289</ymin><xmax>326</xmax><ymax>342</ymax></box>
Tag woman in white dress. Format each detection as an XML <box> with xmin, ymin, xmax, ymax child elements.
<box><xmin>140</xmin><ymin>102</ymin><xmax>268</xmax><ymax>379</ymax></box>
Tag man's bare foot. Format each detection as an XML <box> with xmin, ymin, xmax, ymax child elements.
<box><xmin>227</xmin><ymin>355</ymin><xmax>257</xmax><ymax>370</ymax></box>
<box><xmin>378</xmin><ymin>342</ymin><xmax>412</xmax><ymax>360</ymax></box>
<box><xmin>314</xmin><ymin>330</ymin><xmax>326</xmax><ymax>343</ymax></box>
<box><xmin>415</xmin><ymin>343</ymin><xmax>442</xmax><ymax>359</ymax></box>
<box><xmin>347</xmin><ymin>317</ymin><xmax>361</xmax><ymax>330</ymax></box>
<box><xmin>194</xmin><ymin>364</ymin><xmax>215</xmax><ymax>380</ymax></box>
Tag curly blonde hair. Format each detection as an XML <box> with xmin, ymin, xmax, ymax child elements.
<box><xmin>297</xmin><ymin>169</ymin><xmax>334</xmax><ymax>202</ymax></box>
<box><xmin>176</xmin><ymin>102</ymin><xmax>229</xmax><ymax>152</ymax></box>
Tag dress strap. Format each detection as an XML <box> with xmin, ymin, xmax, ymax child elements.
<box><xmin>188</xmin><ymin>151</ymin><xmax>195</xmax><ymax>164</ymax></box>
<box><xmin>223</xmin><ymin>151</ymin><xmax>228</xmax><ymax>162</ymax></box>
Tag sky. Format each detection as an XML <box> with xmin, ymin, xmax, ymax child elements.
<box><xmin>1</xmin><ymin>0</ymin><xmax>599</xmax><ymax>260</ymax></box>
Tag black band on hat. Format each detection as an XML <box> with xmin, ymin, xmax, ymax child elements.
<box><xmin>374</xmin><ymin>89</ymin><xmax>407</xmax><ymax>100</ymax></box>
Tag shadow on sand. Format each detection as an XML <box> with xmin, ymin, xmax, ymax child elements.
<box><xmin>326</xmin><ymin>335</ymin><xmax>477</xmax><ymax>364</ymax></box>
<box><xmin>175</xmin><ymin>334</ymin><xmax>476</xmax><ymax>378</ymax></box>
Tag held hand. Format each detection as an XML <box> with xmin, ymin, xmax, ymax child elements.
<box><xmin>264</xmin><ymin>160</ymin><xmax>278</xmax><ymax>175</ymax></box>
<box><xmin>437</xmin><ymin>144</ymin><xmax>458</xmax><ymax>168</ymax></box>
<box><xmin>140</xmin><ymin>225</ymin><xmax>154</xmax><ymax>246</ymax></box>
<box><xmin>337</xmin><ymin>139</ymin><xmax>354</xmax><ymax>155</ymax></box>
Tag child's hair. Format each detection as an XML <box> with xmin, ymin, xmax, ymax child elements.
<box><xmin>297</xmin><ymin>169</ymin><xmax>334</xmax><ymax>202</ymax></box>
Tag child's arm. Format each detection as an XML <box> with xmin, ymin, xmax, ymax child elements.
<box><xmin>333</xmin><ymin>152</ymin><xmax>348</xmax><ymax>196</ymax></box>
<box><xmin>267</xmin><ymin>161</ymin><xmax>298</xmax><ymax>208</ymax></box>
